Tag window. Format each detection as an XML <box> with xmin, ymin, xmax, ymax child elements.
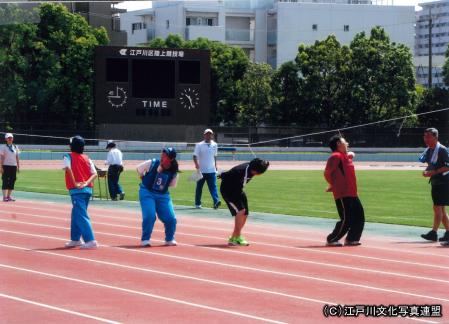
<box><xmin>312</xmin><ymin>24</ymin><xmax>317</xmax><ymax>31</ymax></box>
<box><xmin>166</xmin><ymin>20</ymin><xmax>170</xmax><ymax>29</ymax></box>
<box><xmin>207</xmin><ymin>18</ymin><xmax>214</xmax><ymax>26</ymax></box>
<box><xmin>132</xmin><ymin>22</ymin><xmax>145</xmax><ymax>34</ymax></box>
<box><xmin>344</xmin><ymin>25</ymin><xmax>349</xmax><ymax>32</ymax></box>
<box><xmin>186</xmin><ymin>17</ymin><xmax>191</xmax><ymax>26</ymax></box>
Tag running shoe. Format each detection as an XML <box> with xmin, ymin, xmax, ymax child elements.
<box><xmin>165</xmin><ymin>240</ymin><xmax>177</xmax><ymax>246</ymax></box>
<box><xmin>438</xmin><ymin>231</ymin><xmax>449</xmax><ymax>242</ymax></box>
<box><xmin>213</xmin><ymin>201</ymin><xmax>221</xmax><ymax>210</ymax></box>
<box><xmin>80</xmin><ymin>240</ymin><xmax>98</xmax><ymax>249</ymax></box>
<box><xmin>119</xmin><ymin>192</ymin><xmax>125</xmax><ymax>200</ymax></box>
<box><xmin>421</xmin><ymin>230</ymin><xmax>438</xmax><ymax>242</ymax></box>
<box><xmin>230</xmin><ymin>236</ymin><xmax>249</xmax><ymax>246</ymax></box>
<box><xmin>141</xmin><ymin>240</ymin><xmax>151</xmax><ymax>247</ymax></box>
<box><xmin>441</xmin><ymin>240</ymin><xmax>449</xmax><ymax>247</ymax></box>
<box><xmin>326</xmin><ymin>241</ymin><xmax>343</xmax><ymax>247</ymax></box>
<box><xmin>344</xmin><ymin>240</ymin><xmax>361</xmax><ymax>246</ymax></box>
<box><xmin>65</xmin><ymin>240</ymin><xmax>82</xmax><ymax>248</ymax></box>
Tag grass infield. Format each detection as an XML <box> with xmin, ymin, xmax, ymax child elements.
<box><xmin>14</xmin><ymin>169</ymin><xmax>434</xmax><ymax>227</ymax></box>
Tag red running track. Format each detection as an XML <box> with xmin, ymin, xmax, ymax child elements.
<box><xmin>1</xmin><ymin>199</ymin><xmax>448</xmax><ymax>323</ymax></box>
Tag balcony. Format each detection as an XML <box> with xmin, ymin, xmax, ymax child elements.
<box><xmin>185</xmin><ymin>25</ymin><xmax>225</xmax><ymax>42</ymax></box>
<box><xmin>225</xmin><ymin>28</ymin><xmax>254</xmax><ymax>43</ymax></box>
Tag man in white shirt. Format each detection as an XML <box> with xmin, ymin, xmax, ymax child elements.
<box><xmin>193</xmin><ymin>129</ymin><xmax>221</xmax><ymax>209</ymax></box>
<box><xmin>105</xmin><ymin>140</ymin><xmax>124</xmax><ymax>201</ymax></box>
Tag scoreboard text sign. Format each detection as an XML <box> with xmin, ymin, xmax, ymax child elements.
<box><xmin>94</xmin><ymin>46</ymin><xmax>210</xmax><ymax>124</ymax></box>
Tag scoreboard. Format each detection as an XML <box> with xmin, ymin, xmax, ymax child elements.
<box><xmin>94</xmin><ymin>46</ymin><xmax>210</xmax><ymax>125</ymax></box>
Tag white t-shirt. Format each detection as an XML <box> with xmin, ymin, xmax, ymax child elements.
<box><xmin>136</xmin><ymin>159</ymin><xmax>178</xmax><ymax>187</ymax></box>
<box><xmin>0</xmin><ymin>144</ymin><xmax>20</xmax><ymax>166</ymax></box>
<box><xmin>193</xmin><ymin>140</ymin><xmax>218</xmax><ymax>174</ymax></box>
<box><xmin>105</xmin><ymin>148</ymin><xmax>123</xmax><ymax>166</ymax></box>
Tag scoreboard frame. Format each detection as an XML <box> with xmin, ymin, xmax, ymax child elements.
<box><xmin>94</xmin><ymin>46</ymin><xmax>211</xmax><ymax>125</ymax></box>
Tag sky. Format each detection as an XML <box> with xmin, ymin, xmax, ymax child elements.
<box><xmin>115</xmin><ymin>0</ymin><xmax>440</xmax><ymax>11</ymax></box>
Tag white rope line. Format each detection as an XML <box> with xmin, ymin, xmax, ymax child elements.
<box><xmin>2</xmin><ymin>107</ymin><xmax>449</xmax><ymax>148</ymax></box>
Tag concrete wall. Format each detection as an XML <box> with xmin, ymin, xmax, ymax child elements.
<box><xmin>97</xmin><ymin>124</ymin><xmax>208</xmax><ymax>143</ymax></box>
<box><xmin>275</xmin><ymin>2</ymin><xmax>415</xmax><ymax>67</ymax></box>
<box><xmin>155</xmin><ymin>3</ymin><xmax>185</xmax><ymax>39</ymax></box>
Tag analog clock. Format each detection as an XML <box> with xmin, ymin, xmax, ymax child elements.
<box><xmin>179</xmin><ymin>88</ymin><xmax>200</xmax><ymax>110</ymax></box>
<box><xmin>107</xmin><ymin>86</ymin><xmax>127</xmax><ymax>108</ymax></box>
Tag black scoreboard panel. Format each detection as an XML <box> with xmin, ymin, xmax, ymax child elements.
<box><xmin>95</xmin><ymin>46</ymin><xmax>210</xmax><ymax>124</ymax></box>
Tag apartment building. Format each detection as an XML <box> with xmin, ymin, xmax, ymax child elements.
<box><xmin>120</xmin><ymin>0</ymin><xmax>414</xmax><ymax>68</ymax></box>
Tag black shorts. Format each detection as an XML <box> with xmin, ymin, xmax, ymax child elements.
<box><xmin>431</xmin><ymin>183</ymin><xmax>449</xmax><ymax>206</ymax></box>
<box><xmin>221</xmin><ymin>190</ymin><xmax>248</xmax><ymax>216</ymax></box>
<box><xmin>2</xmin><ymin>165</ymin><xmax>17</xmax><ymax>190</ymax></box>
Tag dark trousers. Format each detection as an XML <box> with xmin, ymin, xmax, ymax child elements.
<box><xmin>327</xmin><ymin>196</ymin><xmax>365</xmax><ymax>243</ymax></box>
<box><xmin>2</xmin><ymin>165</ymin><xmax>17</xmax><ymax>190</ymax></box>
<box><xmin>107</xmin><ymin>165</ymin><xmax>123</xmax><ymax>199</ymax></box>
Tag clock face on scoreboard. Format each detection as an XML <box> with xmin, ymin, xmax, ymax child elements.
<box><xmin>178</xmin><ymin>88</ymin><xmax>200</xmax><ymax>110</ymax></box>
<box><xmin>95</xmin><ymin>46</ymin><xmax>210</xmax><ymax>125</ymax></box>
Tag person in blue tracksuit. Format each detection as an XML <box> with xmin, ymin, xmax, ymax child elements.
<box><xmin>137</xmin><ymin>147</ymin><xmax>179</xmax><ymax>247</ymax></box>
<box><xmin>63</xmin><ymin>136</ymin><xmax>98</xmax><ymax>249</ymax></box>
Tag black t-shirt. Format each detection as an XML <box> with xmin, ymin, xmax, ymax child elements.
<box><xmin>423</xmin><ymin>144</ymin><xmax>449</xmax><ymax>185</ymax></box>
<box><xmin>220</xmin><ymin>162</ymin><xmax>253</xmax><ymax>193</ymax></box>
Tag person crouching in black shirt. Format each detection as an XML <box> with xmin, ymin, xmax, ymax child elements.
<box><xmin>219</xmin><ymin>158</ymin><xmax>269</xmax><ymax>246</ymax></box>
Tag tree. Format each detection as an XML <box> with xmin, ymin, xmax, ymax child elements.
<box><xmin>416</xmin><ymin>87</ymin><xmax>449</xmax><ymax>127</ymax></box>
<box><xmin>348</xmin><ymin>27</ymin><xmax>417</xmax><ymax>124</ymax></box>
<box><xmin>145</xmin><ymin>35</ymin><xmax>250</xmax><ymax>124</ymax></box>
<box><xmin>295</xmin><ymin>35</ymin><xmax>352</xmax><ymax>127</ymax></box>
<box><xmin>271</xmin><ymin>61</ymin><xmax>301</xmax><ymax>125</ymax></box>
<box><xmin>236</xmin><ymin>62</ymin><xmax>273</xmax><ymax>126</ymax></box>
<box><xmin>0</xmin><ymin>3</ymin><xmax>108</xmax><ymax>129</ymax></box>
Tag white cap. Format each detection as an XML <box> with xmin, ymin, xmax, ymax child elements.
<box><xmin>203</xmin><ymin>128</ymin><xmax>214</xmax><ymax>135</ymax></box>
<box><xmin>4</xmin><ymin>133</ymin><xmax>13</xmax><ymax>139</ymax></box>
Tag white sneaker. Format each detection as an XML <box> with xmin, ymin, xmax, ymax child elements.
<box><xmin>65</xmin><ymin>240</ymin><xmax>82</xmax><ymax>248</ymax></box>
<box><xmin>141</xmin><ymin>240</ymin><xmax>151</xmax><ymax>247</ymax></box>
<box><xmin>441</xmin><ymin>241</ymin><xmax>449</xmax><ymax>247</ymax></box>
<box><xmin>165</xmin><ymin>240</ymin><xmax>177</xmax><ymax>246</ymax></box>
<box><xmin>80</xmin><ymin>240</ymin><xmax>98</xmax><ymax>249</ymax></box>
<box><xmin>195</xmin><ymin>205</ymin><xmax>202</xmax><ymax>209</ymax></box>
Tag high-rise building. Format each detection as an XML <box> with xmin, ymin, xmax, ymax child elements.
<box><xmin>415</xmin><ymin>0</ymin><xmax>449</xmax><ymax>87</ymax></box>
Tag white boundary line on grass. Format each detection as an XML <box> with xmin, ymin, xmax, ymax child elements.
<box><xmin>1</xmin><ymin>225</ymin><xmax>449</xmax><ymax>306</ymax></box>
<box><xmin>0</xmin><ymin>263</ymin><xmax>286</xmax><ymax>324</ymax></box>
<box><xmin>0</xmin><ymin>293</ymin><xmax>121</xmax><ymax>323</ymax></box>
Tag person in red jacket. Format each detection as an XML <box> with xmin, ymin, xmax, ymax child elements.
<box><xmin>324</xmin><ymin>135</ymin><xmax>365</xmax><ymax>247</ymax></box>
<box><xmin>63</xmin><ymin>136</ymin><xmax>98</xmax><ymax>249</ymax></box>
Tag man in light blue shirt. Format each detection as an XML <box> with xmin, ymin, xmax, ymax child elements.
<box><xmin>193</xmin><ymin>129</ymin><xmax>221</xmax><ymax>209</ymax></box>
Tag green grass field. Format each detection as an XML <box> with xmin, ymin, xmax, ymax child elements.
<box><xmin>13</xmin><ymin>170</ymin><xmax>434</xmax><ymax>227</ymax></box>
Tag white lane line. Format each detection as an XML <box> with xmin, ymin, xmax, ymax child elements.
<box><xmin>6</xmin><ymin>204</ymin><xmax>449</xmax><ymax>261</ymax></box>
<box><xmin>1</xmin><ymin>213</ymin><xmax>448</xmax><ymax>273</ymax></box>
<box><xmin>0</xmin><ymin>242</ymin><xmax>336</xmax><ymax>305</ymax></box>
<box><xmin>0</xmin><ymin>293</ymin><xmax>121</xmax><ymax>323</ymax></box>
<box><xmin>0</xmin><ymin>263</ymin><xmax>286</xmax><ymax>324</ymax></box>
<box><xmin>2</xmin><ymin>227</ymin><xmax>449</xmax><ymax>304</ymax></box>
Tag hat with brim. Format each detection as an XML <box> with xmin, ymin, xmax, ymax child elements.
<box><xmin>203</xmin><ymin>129</ymin><xmax>213</xmax><ymax>135</ymax></box>
<box><xmin>5</xmin><ymin>133</ymin><xmax>13</xmax><ymax>139</ymax></box>
<box><xmin>105</xmin><ymin>140</ymin><xmax>116</xmax><ymax>149</ymax></box>
<box><xmin>162</xmin><ymin>147</ymin><xmax>177</xmax><ymax>159</ymax></box>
